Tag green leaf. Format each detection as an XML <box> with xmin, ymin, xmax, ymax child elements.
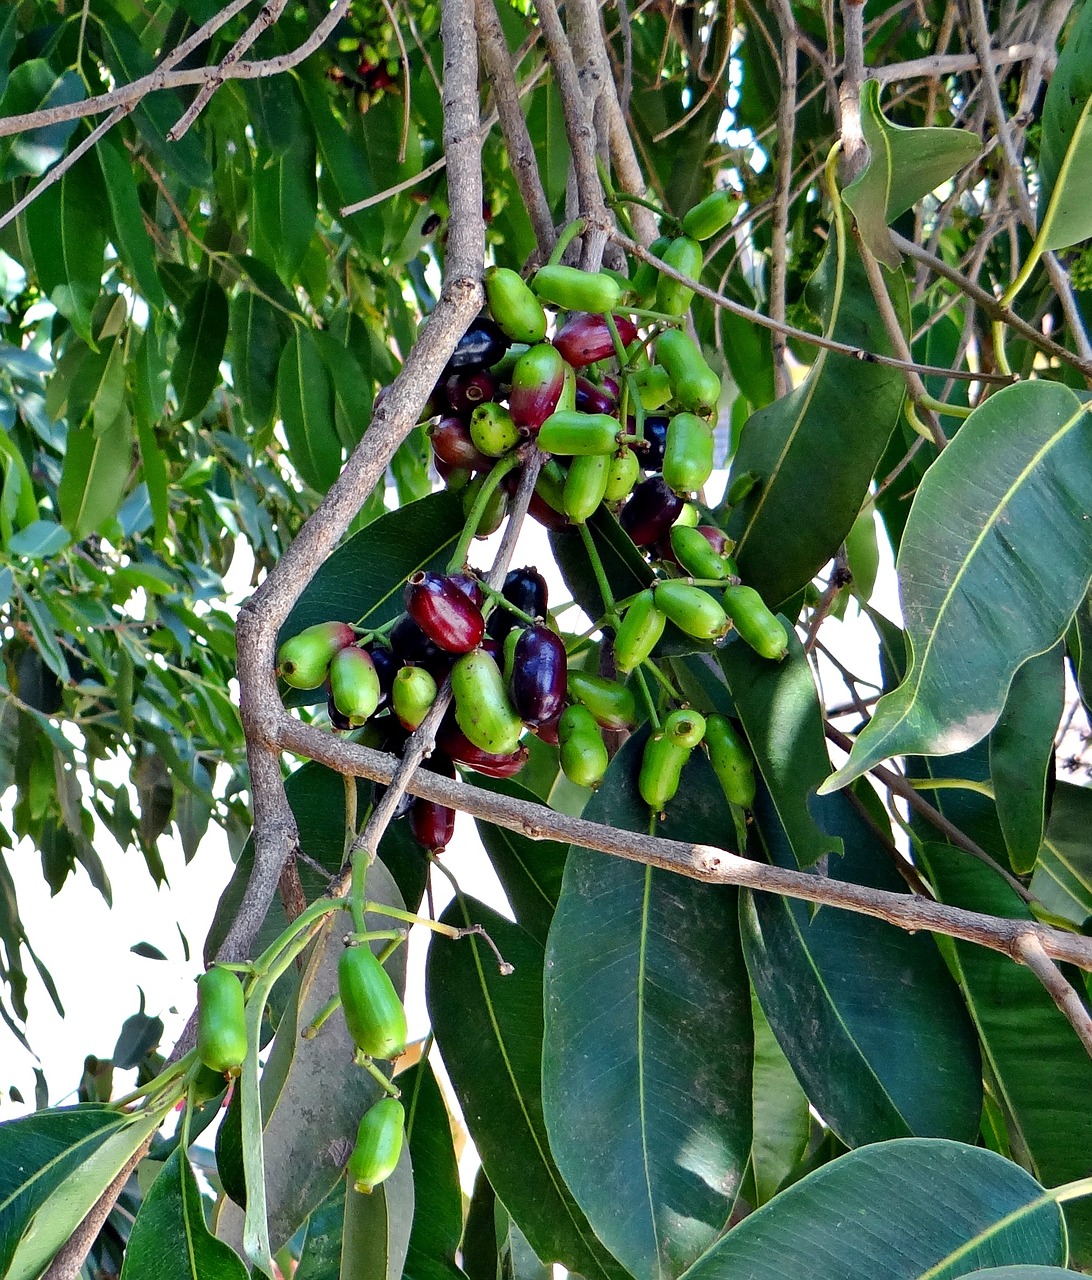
<box><xmin>427</xmin><ymin>901</ymin><xmax>626</xmax><ymax>1280</ymax></box>
<box><xmin>8</xmin><ymin>521</ymin><xmax>71</xmax><ymax>559</ymax></box>
<box><xmin>120</xmin><ymin>1149</ymin><xmax>248</xmax><ymax>1280</ymax></box>
<box><xmin>402</xmin><ymin>1061</ymin><xmax>466</xmax><ymax>1280</ymax></box>
<box><xmin>472</xmin><ymin>775</ymin><xmax>568</xmax><ymax>947</ymax></box>
<box><xmin>960</xmin><ymin>1271</ymin><xmax>1080</xmax><ymax>1279</ymax></box>
<box><xmin>172</xmin><ymin>279</ymin><xmax>229</xmax><ymax>423</ymax></box>
<box><xmin>230</xmin><ymin>288</ymin><xmax>288</xmax><ymax>431</ymax></box>
<box><xmin>723</xmin><ymin>234</ymin><xmax>908</xmax><ymax>608</ymax></box>
<box><xmin>842</xmin><ymin>80</ymin><xmax>980</xmax><ymax>267</ymax></box>
<box><xmin>989</xmin><ymin>644</ymin><xmax>1064</xmax><ymax>874</ymax></box>
<box><xmin>917</xmin><ymin>842</ymin><xmax>1092</xmax><ymax>1265</ymax></box>
<box><xmin>543</xmin><ymin>734</ymin><xmax>753</xmax><ymax>1280</ymax></box>
<box><xmin>0</xmin><ymin>62</ymin><xmax>84</xmax><ymax>179</ymax></box>
<box><xmin>57</xmin><ymin>409</ymin><xmax>133</xmax><ymax>540</ymax></box>
<box><xmin>25</xmin><ymin>149</ymin><xmax>107</xmax><ymax>345</ymax></box>
<box><xmin>823</xmin><ymin>382</ymin><xmax>1092</xmax><ymax>794</ymax></box>
<box><xmin>97</xmin><ymin>136</ymin><xmax>165</xmax><ymax>310</ymax></box>
<box><xmin>1069</xmin><ymin>588</ymin><xmax>1092</xmax><ymax>714</ymax></box>
<box><xmin>749</xmin><ymin>986</ymin><xmax>810</xmax><ymax>1206</ymax></box>
<box><xmin>314</xmin><ymin>331</ymin><xmax>375</xmax><ymax>453</ymax></box>
<box><xmin>1030</xmin><ymin>781</ymin><xmax>1092</xmax><ymax>928</ymax></box>
<box><xmin>1037</xmin><ymin>0</ymin><xmax>1092</xmax><ymax>251</ymax></box>
<box><xmin>341</xmin><ymin>1148</ymin><xmax>415</xmax><ymax>1280</ymax></box>
<box><xmin>277</xmin><ymin>328</ymin><xmax>342</xmax><ymax>493</ymax></box>
<box><xmin>680</xmin><ymin>1140</ymin><xmax>1064</xmax><ymax>1280</ymax></box>
<box><xmin>743</xmin><ymin>789</ymin><xmax>982</xmax><ymax>1147</ymax></box>
<box><xmin>250</xmin><ymin>136</ymin><xmax>318</xmax><ymax>284</ymax></box>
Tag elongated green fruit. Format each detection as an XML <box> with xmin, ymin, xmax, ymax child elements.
<box><xmin>655</xmin><ymin>237</ymin><xmax>703</xmax><ymax>316</ymax></box>
<box><xmin>392</xmin><ymin>665</ymin><xmax>438</xmax><ymax>730</ymax></box>
<box><xmin>635</xmin><ymin>364</ymin><xmax>673</xmax><ymax>410</ymax></box>
<box><xmin>560</xmin><ymin>728</ymin><xmax>609</xmax><ymax>790</ymax></box>
<box><xmin>471</xmin><ymin>402</ymin><xmax>520</xmax><ymax>456</ymax></box>
<box><xmin>485</xmin><ymin>267</ymin><xmax>548</xmax><ymax>343</ymax></box>
<box><xmin>653</xmin><ymin>580</ymin><xmax>730</xmax><ymax>641</ymax></box>
<box><xmin>567</xmin><ymin>670</ymin><xmax>637</xmax><ymax>729</ymax></box>
<box><xmin>670</xmin><ymin>525</ymin><xmax>730</xmax><ymax>579</ymax></box>
<box><xmin>563</xmin><ymin>453</ymin><xmax>612</xmax><ymax>523</ymax></box>
<box><xmin>639</xmin><ymin>733</ymin><xmax>692</xmax><ymax>811</ymax></box>
<box><xmin>632</xmin><ymin>236</ymin><xmax>672</xmax><ymax>301</ymax></box>
<box><xmin>722</xmin><ymin>585</ymin><xmax>789</xmax><ymax>660</ymax></box>
<box><xmin>656</xmin><ymin>329</ymin><xmax>721</xmax><ymax>414</ymax></box>
<box><xmin>682</xmin><ymin>190</ymin><xmax>741</xmax><ymax>241</ymax></box>
<box><xmin>338</xmin><ymin>945</ymin><xmax>407</xmax><ymax>1060</ymax></box>
<box><xmin>196</xmin><ymin>966</ymin><xmax>247</xmax><ymax>1076</ymax></box>
<box><xmin>452</xmin><ymin>650</ymin><xmax>524</xmax><ymax>754</ymax></box>
<box><xmin>705</xmin><ymin>713</ymin><xmax>755</xmax><ymax>807</ymax></box>
<box><xmin>330</xmin><ymin>647</ymin><xmax>381</xmax><ymax>725</ymax></box>
<box><xmin>558</xmin><ymin>702</ymin><xmax>600</xmax><ymax>743</ymax></box>
<box><xmin>538</xmin><ymin>411</ymin><xmax>620</xmax><ymax>457</ymax></box>
<box><xmin>604</xmin><ymin>447</ymin><xmax>640</xmax><ymax>502</ymax></box>
<box><xmin>531</xmin><ymin>264</ymin><xmax>622</xmax><ymax>313</ymax></box>
<box><xmin>614</xmin><ymin>590</ymin><xmax>666</xmax><ymax>673</ymax></box>
<box><xmin>663</xmin><ymin>707</ymin><xmax>706</xmax><ymax>749</ymax></box>
<box><xmin>278</xmin><ymin>621</ymin><xmax>356</xmax><ymax>690</ymax></box>
<box><xmin>663</xmin><ymin>413</ymin><xmax>715</xmax><ymax>495</ymax></box>
<box><xmin>348</xmin><ymin>1098</ymin><xmax>405</xmax><ymax>1194</ymax></box>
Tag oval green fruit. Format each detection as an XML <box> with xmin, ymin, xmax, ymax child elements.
<box><xmin>635</xmin><ymin>364</ymin><xmax>673</xmax><ymax>410</ymax></box>
<box><xmin>558</xmin><ymin>702</ymin><xmax>600</xmax><ymax>743</ymax></box>
<box><xmin>604</xmin><ymin>447</ymin><xmax>640</xmax><ymax>502</ymax></box>
<box><xmin>559</xmin><ymin>724</ymin><xmax>609</xmax><ymax>789</ymax></box>
<box><xmin>348</xmin><ymin>1098</ymin><xmax>405</xmax><ymax>1194</ymax></box>
<box><xmin>681</xmin><ymin>190</ymin><xmax>741</xmax><ymax>241</ymax></box>
<box><xmin>704</xmin><ymin>713</ymin><xmax>755</xmax><ymax>807</ymax></box>
<box><xmin>531</xmin><ymin>264</ymin><xmax>621</xmax><ymax>313</ymax></box>
<box><xmin>329</xmin><ymin>646</ymin><xmax>381</xmax><ymax>726</ymax></box>
<box><xmin>470</xmin><ymin>402</ymin><xmax>520</xmax><ymax>457</ymax></box>
<box><xmin>462</xmin><ymin>474</ymin><xmax>508</xmax><ymax>536</ymax></box>
<box><xmin>614</xmin><ymin>589</ymin><xmax>666</xmax><ymax>673</ymax></box>
<box><xmin>722</xmin><ymin>585</ymin><xmax>789</xmax><ymax>660</ymax></box>
<box><xmin>632</xmin><ymin>236</ymin><xmax>672</xmax><ymax>301</ymax></box>
<box><xmin>639</xmin><ymin>732</ymin><xmax>692</xmax><ymax>811</ymax></box>
<box><xmin>338</xmin><ymin>944</ymin><xmax>408</xmax><ymax>1060</ymax></box>
<box><xmin>567</xmin><ymin>670</ymin><xmax>637</xmax><ymax>729</ymax></box>
<box><xmin>451</xmin><ymin>650</ymin><xmax>524</xmax><ymax>754</ymax></box>
<box><xmin>392</xmin><ymin>665</ymin><xmax>438</xmax><ymax>731</ymax></box>
<box><xmin>654</xmin><ymin>236</ymin><xmax>703</xmax><ymax>316</ymax></box>
<box><xmin>653</xmin><ymin>580</ymin><xmax>730</xmax><ymax>641</ymax></box>
<box><xmin>662</xmin><ymin>413</ymin><xmax>715</xmax><ymax>495</ymax></box>
<box><xmin>278</xmin><ymin>621</ymin><xmax>356</xmax><ymax>690</ymax></box>
<box><xmin>670</xmin><ymin>525</ymin><xmax>730</xmax><ymax>580</ymax></box>
<box><xmin>485</xmin><ymin>267</ymin><xmax>548</xmax><ymax>343</ymax></box>
<box><xmin>563</xmin><ymin>453</ymin><xmax>611</xmax><ymax>523</ymax></box>
<box><xmin>663</xmin><ymin>707</ymin><xmax>706</xmax><ymax>749</ymax></box>
<box><xmin>538</xmin><ymin>411</ymin><xmax>620</xmax><ymax>457</ymax></box>
<box><xmin>656</xmin><ymin>329</ymin><xmax>721</xmax><ymax>415</ymax></box>
<box><xmin>196</xmin><ymin>966</ymin><xmax>248</xmax><ymax>1076</ymax></box>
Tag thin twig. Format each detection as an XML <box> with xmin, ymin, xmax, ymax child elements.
<box><xmin>873</xmin><ymin>41</ymin><xmax>1044</xmax><ymax>84</ymax></box>
<box><xmin>769</xmin><ymin>0</ymin><xmax>798</xmax><ymax>397</ymax></box>
<box><xmin>1014</xmin><ymin>935</ymin><xmax>1092</xmax><ymax>1059</ymax></box>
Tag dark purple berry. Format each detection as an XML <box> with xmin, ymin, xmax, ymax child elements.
<box><xmin>510</xmin><ymin>625</ymin><xmax>568</xmax><ymax>726</ymax></box>
<box><xmin>620</xmin><ymin>475</ymin><xmax>685</xmax><ymax>547</ymax></box>
<box><xmin>405</xmin><ymin>572</ymin><xmax>486</xmax><ymax>654</ymax></box>
<box><xmin>409</xmin><ymin>755</ymin><xmax>456</xmax><ymax>853</ymax></box>
<box><xmin>553</xmin><ymin>313</ymin><xmax>639</xmax><ymax>368</ymax></box>
<box><xmin>430</xmin><ymin>417</ymin><xmax>492</xmax><ymax>471</ymax></box>
<box><xmin>445</xmin><ymin>316</ymin><xmax>509</xmax><ymax>374</ymax></box>
<box><xmin>640</xmin><ymin>416</ymin><xmax>669</xmax><ymax>471</ymax></box>
<box><xmin>575</xmin><ymin>377</ymin><xmax>617</xmax><ymax>415</ymax></box>
<box><xmin>487</xmin><ymin>566</ymin><xmax>549</xmax><ymax>642</ymax></box>
<box><xmin>444</xmin><ymin>370</ymin><xmax>498</xmax><ymax>415</ymax></box>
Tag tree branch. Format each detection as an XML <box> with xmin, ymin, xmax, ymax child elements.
<box><xmin>769</xmin><ymin>0</ymin><xmax>798</xmax><ymax>397</ymax></box>
<box><xmin>1014</xmin><ymin>935</ymin><xmax>1092</xmax><ymax>1058</ymax></box>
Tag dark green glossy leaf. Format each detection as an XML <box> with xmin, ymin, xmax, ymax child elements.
<box><xmin>461</xmin><ymin>1170</ymin><xmax>500</xmax><ymax>1280</ymax></box>
<box><xmin>1068</xmin><ymin>588</ymin><xmax>1092</xmax><ymax>714</ymax></box>
<box><xmin>341</xmin><ymin>1148</ymin><xmax>415</xmax><ymax>1280</ymax></box>
<box><xmin>843</xmin><ymin>80</ymin><xmax>980</xmax><ymax>267</ymax></box>
<box><xmin>472</xmin><ymin>775</ymin><xmax>568</xmax><ymax>947</ymax></box>
<box><xmin>97</xmin><ymin>136</ymin><xmax>165</xmax><ymax>310</ymax></box>
<box><xmin>989</xmin><ymin>644</ymin><xmax>1064</xmax><ymax>874</ymax></box>
<box><xmin>918</xmin><ymin>842</ymin><xmax>1092</xmax><ymax>1264</ymax></box>
<box><xmin>825</xmin><ymin>382</ymin><xmax>1092</xmax><ymax>793</ymax></box>
<box><xmin>251</xmin><ymin>135</ymin><xmax>318</xmax><ymax>284</ymax></box>
<box><xmin>743</xmin><ymin>790</ymin><xmax>982</xmax><ymax>1147</ymax></box>
<box><xmin>723</xmin><ymin>234</ymin><xmax>907</xmax><ymax>607</ymax></box>
<box><xmin>25</xmin><ymin>150</ymin><xmax>107</xmax><ymax>345</ymax></box>
<box><xmin>543</xmin><ymin>733</ymin><xmax>752</xmax><ymax>1280</ymax></box>
<box><xmin>0</xmin><ymin>61</ymin><xmax>83</xmax><ymax>179</ymax></box>
<box><xmin>750</xmin><ymin>987</ymin><xmax>809</xmax><ymax>1206</ymax></box>
<box><xmin>120</xmin><ymin>1149</ymin><xmax>247</xmax><ymax>1280</ymax></box>
<box><xmin>961</xmin><ymin>1270</ymin><xmax>1080</xmax><ymax>1279</ymax></box>
<box><xmin>230</xmin><ymin>289</ymin><xmax>286</xmax><ymax>431</ymax></box>
<box><xmin>172</xmin><ymin>279</ymin><xmax>228</xmax><ymax>424</ymax></box>
<box><xmin>57</xmin><ymin>411</ymin><xmax>133</xmax><ymax>540</ymax></box>
<box><xmin>682</xmin><ymin>1140</ymin><xmax>1064</xmax><ymax>1280</ymax></box>
<box><xmin>1030</xmin><ymin>781</ymin><xmax>1092</xmax><ymax>928</ymax></box>
<box><xmin>277</xmin><ymin>328</ymin><xmax>343</xmax><ymax>493</ymax></box>
<box><xmin>402</xmin><ymin>1061</ymin><xmax>465</xmax><ymax>1280</ymax></box>
<box><xmin>8</xmin><ymin>520</ymin><xmax>70</xmax><ymax>559</ymax></box>
<box><xmin>314</xmin><ymin>331</ymin><xmax>374</xmax><ymax>453</ymax></box>
<box><xmin>1037</xmin><ymin>0</ymin><xmax>1092</xmax><ymax>251</ymax></box>
<box><xmin>427</xmin><ymin>901</ymin><xmax>625</xmax><ymax>1280</ymax></box>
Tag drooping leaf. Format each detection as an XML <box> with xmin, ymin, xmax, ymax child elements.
<box><xmin>341</xmin><ymin>1147</ymin><xmax>415</xmax><ymax>1280</ymax></box>
<box><xmin>250</xmin><ymin>133</ymin><xmax>318</xmax><ymax>284</ymax></box>
<box><xmin>57</xmin><ymin>411</ymin><xmax>133</xmax><ymax>540</ymax></box>
<box><xmin>842</xmin><ymin>80</ymin><xmax>980</xmax><ymax>267</ymax></box>
<box><xmin>171</xmin><ymin>279</ymin><xmax>229</xmax><ymax>424</ymax></box>
<box><xmin>989</xmin><ymin>644</ymin><xmax>1064</xmax><ymax>874</ymax></box>
<box><xmin>0</xmin><ymin>61</ymin><xmax>84</xmax><ymax>178</ymax></box>
<box><xmin>749</xmin><ymin>987</ymin><xmax>810</xmax><ymax>1206</ymax></box>
<box><xmin>1030</xmin><ymin>780</ymin><xmax>1092</xmax><ymax>928</ymax></box>
<box><xmin>1037</xmin><ymin>0</ymin><xmax>1092</xmax><ymax>251</ymax></box>
<box><xmin>401</xmin><ymin>1061</ymin><xmax>466</xmax><ymax>1280</ymax></box>
<box><xmin>680</xmin><ymin>1140</ymin><xmax>1064</xmax><ymax>1280</ymax></box>
<box><xmin>229</xmin><ymin>288</ymin><xmax>287</xmax><ymax>431</ymax></box>
<box><xmin>743</xmin><ymin>788</ymin><xmax>982</xmax><ymax>1148</ymax></box>
<box><xmin>543</xmin><ymin>734</ymin><xmax>753</xmax><ymax>1280</ymax></box>
<box><xmin>722</xmin><ymin>232</ymin><xmax>907</xmax><ymax>608</ymax></box>
<box><xmin>427</xmin><ymin>901</ymin><xmax>626</xmax><ymax>1280</ymax></box>
<box><xmin>277</xmin><ymin>328</ymin><xmax>343</xmax><ymax>494</ymax></box>
<box><xmin>823</xmin><ymin>382</ymin><xmax>1092</xmax><ymax>793</ymax></box>
<box><xmin>120</xmin><ymin>1148</ymin><xmax>248</xmax><ymax>1280</ymax></box>
<box><xmin>97</xmin><ymin>136</ymin><xmax>165</xmax><ymax>311</ymax></box>
<box><xmin>918</xmin><ymin>841</ymin><xmax>1092</xmax><ymax>1264</ymax></box>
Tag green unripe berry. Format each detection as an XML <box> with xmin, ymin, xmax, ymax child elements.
<box><xmin>653</xmin><ymin>580</ymin><xmax>730</xmax><ymax>641</ymax></box>
<box><xmin>704</xmin><ymin>713</ymin><xmax>756</xmax><ymax>808</ymax></box>
<box><xmin>614</xmin><ymin>590</ymin><xmax>666</xmax><ymax>674</ymax></box>
<box><xmin>278</xmin><ymin>621</ymin><xmax>357</xmax><ymax>690</ymax></box>
<box><xmin>722</xmin><ymin>586</ymin><xmax>790</xmax><ymax>660</ymax></box>
<box><xmin>348</xmin><ymin>1098</ymin><xmax>405</xmax><ymax>1194</ymax></box>
<box><xmin>485</xmin><ymin>267</ymin><xmax>548</xmax><ymax>343</ymax></box>
<box><xmin>196</xmin><ymin>966</ymin><xmax>248</xmax><ymax>1076</ymax></box>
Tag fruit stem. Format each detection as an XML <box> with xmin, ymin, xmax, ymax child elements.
<box><xmin>446</xmin><ymin>452</ymin><xmax>522</xmax><ymax>571</ymax></box>
<box><xmin>633</xmin><ymin>666</ymin><xmax>661</xmax><ymax>730</ymax></box>
<box><xmin>577</xmin><ymin>521</ymin><xmax>617</xmax><ymax>613</ymax></box>
<box><xmin>478</xmin><ymin>581</ymin><xmax>541</xmax><ymax>626</ymax></box>
<box><xmin>301</xmin><ymin>994</ymin><xmax>343</xmax><ymax>1040</ymax></box>
<box><xmin>549</xmin><ymin>216</ymin><xmax>588</xmax><ymax>266</ymax></box>
<box><xmin>110</xmin><ymin>1049</ymin><xmax>198</xmax><ymax>1111</ymax></box>
<box><xmin>641</xmin><ymin>659</ymin><xmax>683</xmax><ymax>701</ymax></box>
<box><xmin>251</xmin><ymin>897</ymin><xmax>346</xmax><ymax>976</ymax></box>
<box><xmin>362</xmin><ymin>1058</ymin><xmax>402</xmax><ymax>1098</ymax></box>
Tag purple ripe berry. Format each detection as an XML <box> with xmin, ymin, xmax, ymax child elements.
<box><xmin>575</xmin><ymin>376</ymin><xmax>617</xmax><ymax>415</ymax></box>
<box><xmin>510</xmin><ymin>625</ymin><xmax>568</xmax><ymax>726</ymax></box>
<box><xmin>404</xmin><ymin>572</ymin><xmax>486</xmax><ymax>654</ymax></box>
<box><xmin>429</xmin><ymin>417</ymin><xmax>492</xmax><ymax>472</ymax></box>
<box><xmin>639</xmin><ymin>415</ymin><xmax>669</xmax><ymax>472</ymax></box>
<box><xmin>487</xmin><ymin>566</ymin><xmax>549</xmax><ymax>642</ymax></box>
<box><xmin>445</xmin><ymin>369</ymin><xmax>498</xmax><ymax>415</ymax></box>
<box><xmin>619</xmin><ymin>475</ymin><xmax>685</xmax><ymax>547</ymax></box>
<box><xmin>365</xmin><ymin>643</ymin><xmax>399</xmax><ymax>706</ymax></box>
<box><xmin>409</xmin><ymin>755</ymin><xmax>457</xmax><ymax>854</ymax></box>
<box><xmin>553</xmin><ymin>313</ymin><xmax>639</xmax><ymax>368</ymax></box>
<box><xmin>444</xmin><ymin>316</ymin><xmax>509</xmax><ymax>373</ymax></box>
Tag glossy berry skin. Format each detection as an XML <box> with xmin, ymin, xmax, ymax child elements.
<box><xmin>538</xmin><ymin>411</ymin><xmax>620</xmax><ymax>457</ymax></box>
<box><xmin>327</xmin><ymin>694</ymin><xmax>353</xmax><ymax>732</ymax></box>
<box><xmin>367</xmin><ymin>644</ymin><xmax>399</xmax><ymax>706</ymax></box>
<box><xmin>447</xmin><ymin>572</ymin><xmax>485</xmax><ymax>608</ymax></box>
<box><xmin>451</xmin><ymin>650</ymin><xmax>524</xmax><ymax>755</ymax></box>
<box><xmin>654</xmin><ymin>236</ymin><xmax>704</xmax><ymax>316</ymax></box>
<box><xmin>430</xmin><ymin>417</ymin><xmax>492</xmax><ymax>472</ymax></box>
<box><xmin>405</xmin><ymin>572</ymin><xmax>486</xmax><ymax>654</ymax></box>
<box><xmin>510</xmin><ymin>625</ymin><xmax>567</xmax><ymax>726</ymax></box>
<box><xmin>445</xmin><ymin>316</ymin><xmax>508</xmax><ymax>373</ymax></box>
<box><xmin>438</xmin><ymin>719</ymin><xmax>529</xmax><ymax>777</ymax></box>
<box><xmin>704</xmin><ymin>713</ymin><xmax>756</xmax><ymax>807</ymax></box>
<box><xmin>338</xmin><ymin>944</ymin><xmax>407</xmax><ymax>1060</ymax></box>
<box><xmin>552</xmin><ymin>313</ymin><xmax>639</xmax><ymax>367</ymax></box>
<box><xmin>635</xmin><ymin>365</ymin><xmax>672</xmax><ymax>411</ymax></box>
<box><xmin>409</xmin><ymin>755</ymin><xmax>456</xmax><ymax>853</ymax></box>
<box><xmin>631</xmin><ymin>235</ymin><xmax>672</xmax><ymax>300</ymax></box>
<box><xmin>722</xmin><ymin>586</ymin><xmax>789</xmax><ymax>660</ymax></box>
<box><xmin>567</xmin><ymin>670</ymin><xmax>637</xmax><ymax>730</ymax></box>
<box><xmin>663</xmin><ymin>413</ymin><xmax>715</xmax><ymax>495</ymax></box>
<box><xmin>278</xmin><ymin>622</ymin><xmax>357</xmax><ymax>690</ymax></box>
<box><xmin>654</xmin><ymin>580</ymin><xmax>731</xmax><ymax>641</ymax></box>
<box><xmin>329</xmin><ymin>646</ymin><xmax>382</xmax><ymax>726</ymax></box>
<box><xmin>639</xmin><ymin>733</ymin><xmax>692</xmax><ymax>812</ymax></box>
<box><xmin>639</xmin><ymin>416</ymin><xmax>669</xmax><ymax>472</ymax></box>
<box><xmin>531</xmin><ymin>264</ymin><xmax>622</xmax><ymax>313</ymax></box>
<box><xmin>670</xmin><ymin>524</ymin><xmax>731</xmax><ymax>580</ymax></box>
<box><xmin>620</xmin><ymin>475</ymin><xmax>684</xmax><ymax>547</ymax></box>
<box><xmin>196</xmin><ymin>967</ymin><xmax>248</xmax><ymax>1076</ymax></box>
<box><xmin>510</xmin><ymin>344</ymin><xmax>566</xmax><ymax>432</ymax></box>
<box><xmin>488</xmin><ymin>567</ymin><xmax>548</xmax><ymax>641</ymax></box>
<box><xmin>575</xmin><ymin>377</ymin><xmax>617</xmax><ymax>415</ymax></box>
<box><xmin>563</xmin><ymin>452</ymin><xmax>611</xmax><ymax>523</ymax></box>
<box><xmin>461</xmin><ymin>475</ymin><xmax>508</xmax><ymax>537</ymax></box>
<box><xmin>392</xmin><ymin>665</ymin><xmax>438</xmax><ymax>731</ymax></box>
<box><xmin>485</xmin><ymin>266</ymin><xmax>548</xmax><ymax>343</ymax></box>
<box><xmin>682</xmin><ymin>190</ymin><xmax>740</xmax><ymax>241</ymax></box>
<box><xmin>604</xmin><ymin>448</ymin><xmax>641</xmax><ymax>503</ymax></box>
<box><xmin>558</xmin><ymin>704</ymin><xmax>609</xmax><ymax>789</ymax></box>
<box><xmin>614</xmin><ymin>590</ymin><xmax>667</xmax><ymax>673</ymax></box>
<box><xmin>445</xmin><ymin>370</ymin><xmax>498</xmax><ymax>416</ymax></box>
<box><xmin>656</xmin><ymin>329</ymin><xmax>721</xmax><ymax>414</ymax></box>
<box><xmin>663</xmin><ymin>707</ymin><xmax>706</xmax><ymax>749</ymax></box>
<box><xmin>389</xmin><ymin>613</ymin><xmax>449</xmax><ymax>677</ymax></box>
<box><xmin>348</xmin><ymin>1098</ymin><xmax>405</xmax><ymax>1194</ymax></box>
<box><xmin>528</xmin><ymin>486</ymin><xmax>570</xmax><ymax>530</ymax></box>
<box><xmin>470</xmin><ymin>402</ymin><xmax>520</xmax><ymax>456</ymax></box>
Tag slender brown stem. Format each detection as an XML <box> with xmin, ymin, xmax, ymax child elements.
<box><xmin>1014</xmin><ymin>935</ymin><xmax>1092</xmax><ymax>1059</ymax></box>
